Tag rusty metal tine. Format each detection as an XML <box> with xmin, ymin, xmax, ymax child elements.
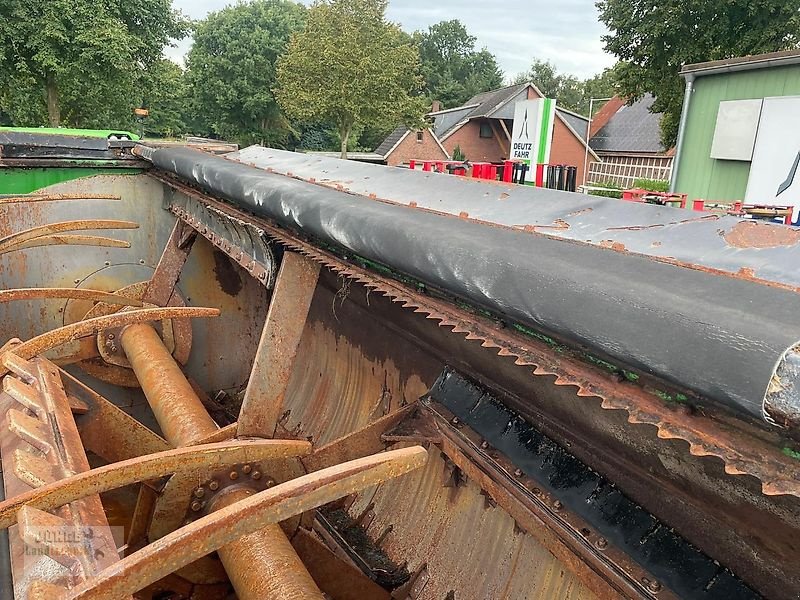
<box><xmin>64</xmin><ymin>446</ymin><xmax>428</xmax><ymax>600</ymax></box>
<box><xmin>17</xmin><ymin>506</ymin><xmax>87</xmax><ymax>573</ymax></box>
<box><xmin>0</xmin><ymin>193</ymin><xmax>120</xmax><ymax>204</ymax></box>
<box><xmin>6</xmin><ymin>235</ymin><xmax>131</xmax><ymax>253</ymax></box>
<box><xmin>237</xmin><ymin>252</ymin><xmax>320</xmax><ymax>438</ymax></box>
<box><xmin>0</xmin><ymin>220</ymin><xmax>138</xmax><ymax>254</ymax></box>
<box><xmin>0</xmin><ymin>307</ymin><xmax>220</xmax><ymax>377</ymax></box>
<box><xmin>1</xmin><ymin>353</ymin><xmax>37</xmax><ymax>383</ymax></box>
<box><xmin>6</xmin><ymin>409</ymin><xmax>52</xmax><ymax>454</ymax></box>
<box><xmin>12</xmin><ymin>449</ymin><xmax>57</xmax><ymax>488</ymax></box>
<box><xmin>0</xmin><ymin>439</ymin><xmax>312</xmax><ymax>530</ymax></box>
<box><xmin>3</xmin><ymin>377</ymin><xmax>45</xmax><ymax>417</ymax></box>
<box><xmin>0</xmin><ymin>287</ymin><xmax>143</xmax><ymax>307</ymax></box>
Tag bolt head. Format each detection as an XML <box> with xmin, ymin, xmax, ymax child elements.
<box><xmin>193</xmin><ymin>487</ymin><xmax>205</xmax><ymax>498</ymax></box>
<box><xmin>513</xmin><ymin>468</ymin><xmax>523</xmax><ymax>477</ymax></box>
<box><xmin>229</xmin><ymin>471</ymin><xmax>239</xmax><ymax>480</ymax></box>
<box><xmin>242</xmin><ymin>464</ymin><xmax>252</xmax><ymax>474</ymax></box>
<box><xmin>553</xmin><ymin>500</ymin><xmax>563</xmax><ymax>510</ymax></box>
<box><xmin>190</xmin><ymin>500</ymin><xmax>203</xmax><ymax>512</ymax></box>
<box><xmin>250</xmin><ymin>470</ymin><xmax>262</xmax><ymax>480</ymax></box>
<box><xmin>451</xmin><ymin>416</ymin><xmax>460</xmax><ymax>425</ymax></box>
<box><xmin>596</xmin><ymin>537</ymin><xmax>608</xmax><ymax>549</ymax></box>
<box><xmin>208</xmin><ymin>480</ymin><xmax>219</xmax><ymax>491</ymax></box>
<box><xmin>107</xmin><ymin>333</ymin><xmax>115</xmax><ymax>340</ymax></box>
<box><xmin>480</xmin><ymin>441</ymin><xmax>489</xmax><ymax>449</ymax></box>
<box><xmin>647</xmin><ymin>580</ymin><xmax>662</xmax><ymax>593</ymax></box>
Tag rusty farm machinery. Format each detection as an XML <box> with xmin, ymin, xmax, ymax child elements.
<box><xmin>0</xmin><ymin>129</ymin><xmax>798</xmax><ymax>599</ymax></box>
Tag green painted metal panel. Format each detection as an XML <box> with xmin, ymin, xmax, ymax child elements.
<box><xmin>0</xmin><ymin>167</ymin><xmax>142</xmax><ymax>194</ymax></box>
<box><xmin>0</xmin><ymin>127</ymin><xmax>140</xmax><ymax>140</ymax></box>
<box><xmin>674</xmin><ymin>64</ymin><xmax>800</xmax><ymax>202</ymax></box>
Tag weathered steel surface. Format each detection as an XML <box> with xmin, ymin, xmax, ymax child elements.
<box><xmin>143</xmin><ymin>220</ymin><xmax>197</xmax><ymax>307</ymax></box>
<box><xmin>238</xmin><ymin>251</ymin><xmax>320</xmax><ymax>438</ymax></box>
<box><xmin>347</xmin><ymin>445</ymin><xmax>596</xmax><ymax>600</ymax></box>
<box><xmin>0</xmin><ymin>288</ymin><xmax>142</xmax><ymax>307</ymax></box>
<box><xmin>144</xmin><ymin>147</ymin><xmax>800</xmax><ymax>437</ymax></box>
<box><xmin>0</xmin><ymin>306</ymin><xmax>220</xmax><ymax>377</ymax></box>
<box><xmin>63</xmin><ymin>446</ymin><xmax>427</xmax><ymax>600</ymax></box>
<box><xmin>0</xmin><ymin>439</ymin><xmax>311</xmax><ymax>529</ymax></box>
<box><xmin>120</xmin><ymin>323</ymin><xmax>218</xmax><ymax>446</ymax></box>
<box><xmin>0</xmin><ymin>193</ymin><xmax>120</xmax><ymax>204</ymax></box>
<box><xmin>6</xmin><ymin>234</ymin><xmax>131</xmax><ymax>252</ymax></box>
<box><xmin>211</xmin><ymin>488</ymin><xmax>324</xmax><ymax>600</ymax></box>
<box><xmin>0</xmin><ymin>219</ymin><xmax>138</xmax><ymax>254</ymax></box>
<box><xmin>160</xmin><ymin>181</ymin><xmax>800</xmax><ymax>501</ymax></box>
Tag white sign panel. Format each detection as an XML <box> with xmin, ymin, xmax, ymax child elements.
<box><xmin>510</xmin><ymin>98</ymin><xmax>556</xmax><ymax>184</ymax></box>
<box><xmin>710</xmin><ymin>99</ymin><xmax>762</xmax><ymax>161</ymax></box>
<box><xmin>745</xmin><ymin>96</ymin><xmax>800</xmax><ymax>221</ymax></box>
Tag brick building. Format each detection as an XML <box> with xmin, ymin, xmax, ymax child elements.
<box><xmin>374</xmin><ymin>125</ymin><xmax>450</xmax><ymax>166</ymax></box>
<box><xmin>427</xmin><ymin>83</ymin><xmax>599</xmax><ymax>186</ymax></box>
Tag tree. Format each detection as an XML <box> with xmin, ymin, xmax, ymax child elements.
<box><xmin>416</xmin><ymin>20</ymin><xmax>504</xmax><ymax>108</ymax></box>
<box><xmin>0</xmin><ymin>0</ymin><xmax>187</xmax><ymax>127</ymax></box>
<box><xmin>276</xmin><ymin>0</ymin><xmax>427</xmax><ymax>158</ymax></box>
<box><xmin>513</xmin><ymin>60</ymin><xmax>619</xmax><ymax>115</ymax></box>
<box><xmin>186</xmin><ymin>0</ymin><xmax>305</xmax><ymax>147</ymax></box>
<box><xmin>597</xmin><ymin>0</ymin><xmax>800</xmax><ymax>146</ymax></box>
<box><xmin>140</xmin><ymin>59</ymin><xmax>189</xmax><ymax>138</ymax></box>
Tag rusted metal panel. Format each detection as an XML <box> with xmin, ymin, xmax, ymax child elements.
<box><xmin>238</xmin><ymin>251</ymin><xmax>320</xmax><ymax>438</ymax></box>
<box><xmin>347</xmin><ymin>446</ymin><xmax>597</xmax><ymax>600</ymax></box>
<box><xmin>65</xmin><ymin>447</ymin><xmax>427</xmax><ymax>599</ymax></box>
<box><xmin>143</xmin><ymin>220</ymin><xmax>197</xmax><ymax>307</ymax></box>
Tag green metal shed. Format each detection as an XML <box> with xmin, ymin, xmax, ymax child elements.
<box><xmin>671</xmin><ymin>49</ymin><xmax>800</xmax><ymax>206</ymax></box>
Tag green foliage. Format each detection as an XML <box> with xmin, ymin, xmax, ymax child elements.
<box><xmin>633</xmin><ymin>178</ymin><xmax>669</xmax><ymax>192</ymax></box>
<box><xmin>276</xmin><ymin>0</ymin><xmax>428</xmax><ymax>158</ymax></box>
<box><xmin>415</xmin><ymin>20</ymin><xmax>504</xmax><ymax>108</ymax></box>
<box><xmin>0</xmin><ymin>0</ymin><xmax>188</xmax><ymax>127</ymax></box>
<box><xmin>140</xmin><ymin>59</ymin><xmax>189</xmax><ymax>138</ymax></box>
<box><xmin>452</xmin><ymin>144</ymin><xmax>466</xmax><ymax>161</ymax></box>
<box><xmin>513</xmin><ymin>60</ymin><xmax>620</xmax><ymax>115</ymax></box>
<box><xmin>588</xmin><ymin>180</ymin><xmax>623</xmax><ymax>198</ymax></box>
<box><xmin>186</xmin><ymin>0</ymin><xmax>305</xmax><ymax>147</ymax></box>
<box><xmin>597</xmin><ymin>0</ymin><xmax>800</xmax><ymax>147</ymax></box>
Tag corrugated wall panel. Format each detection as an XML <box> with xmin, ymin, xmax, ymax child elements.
<box><xmin>675</xmin><ymin>64</ymin><xmax>800</xmax><ymax>201</ymax></box>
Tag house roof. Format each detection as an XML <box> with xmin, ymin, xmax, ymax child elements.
<box><xmin>589</xmin><ymin>94</ymin><xmax>667</xmax><ymax>154</ymax></box>
<box><xmin>374</xmin><ymin>125</ymin><xmax>450</xmax><ymax>160</ymax></box>
<box><xmin>374</xmin><ymin>126</ymin><xmax>410</xmax><ymax>157</ymax></box>
<box><xmin>681</xmin><ymin>49</ymin><xmax>800</xmax><ymax>78</ymax></box>
<box><xmin>557</xmin><ymin>107</ymin><xmax>590</xmax><ymax>142</ymax></box>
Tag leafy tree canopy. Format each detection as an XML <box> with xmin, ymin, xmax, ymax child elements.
<box><xmin>513</xmin><ymin>60</ymin><xmax>620</xmax><ymax>115</ymax></box>
<box><xmin>597</xmin><ymin>0</ymin><xmax>800</xmax><ymax>147</ymax></box>
<box><xmin>186</xmin><ymin>0</ymin><xmax>305</xmax><ymax>147</ymax></box>
<box><xmin>0</xmin><ymin>0</ymin><xmax>188</xmax><ymax>127</ymax></box>
<box><xmin>140</xmin><ymin>59</ymin><xmax>189</xmax><ymax>138</ymax></box>
<box><xmin>415</xmin><ymin>20</ymin><xmax>504</xmax><ymax>108</ymax></box>
<box><xmin>276</xmin><ymin>0</ymin><xmax>427</xmax><ymax>158</ymax></box>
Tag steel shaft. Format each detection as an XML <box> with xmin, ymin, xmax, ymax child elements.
<box><xmin>120</xmin><ymin>323</ymin><xmax>323</xmax><ymax>599</ymax></box>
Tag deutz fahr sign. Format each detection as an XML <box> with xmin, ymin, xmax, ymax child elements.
<box><xmin>510</xmin><ymin>98</ymin><xmax>556</xmax><ymax>184</ymax></box>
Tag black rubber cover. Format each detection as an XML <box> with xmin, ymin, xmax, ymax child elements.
<box><xmin>147</xmin><ymin>146</ymin><xmax>800</xmax><ymax>428</ymax></box>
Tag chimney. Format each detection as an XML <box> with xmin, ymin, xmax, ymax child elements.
<box><xmin>431</xmin><ymin>100</ymin><xmax>441</xmax><ymax>113</ymax></box>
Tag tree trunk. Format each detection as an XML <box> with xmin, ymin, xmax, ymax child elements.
<box><xmin>339</xmin><ymin>124</ymin><xmax>351</xmax><ymax>159</ymax></box>
<box><xmin>45</xmin><ymin>72</ymin><xmax>60</xmax><ymax>127</ymax></box>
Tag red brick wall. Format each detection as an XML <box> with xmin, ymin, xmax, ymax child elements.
<box><xmin>442</xmin><ymin>120</ymin><xmax>508</xmax><ymax>163</ymax></box>
<box><xmin>386</xmin><ymin>129</ymin><xmax>449</xmax><ymax>166</ymax></box>
<box><xmin>551</xmin><ymin>119</ymin><xmax>591</xmax><ymax>187</ymax></box>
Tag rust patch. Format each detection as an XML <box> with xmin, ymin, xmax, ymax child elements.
<box><xmin>522</xmin><ymin>218</ymin><xmax>571</xmax><ymax>232</ymax></box>
<box><xmin>499</xmin><ymin>193</ymin><xmax>510</xmax><ymax>200</ymax></box>
<box><xmin>212</xmin><ymin>250</ymin><xmax>243</xmax><ymax>297</ymax></box>
<box><xmin>458</xmin><ymin>211</ymin><xmax>469</xmax><ymax>219</ymax></box>
<box><xmin>738</xmin><ymin>267</ymin><xmax>757</xmax><ymax>280</ymax></box>
<box><xmin>724</xmin><ymin>221</ymin><xmax>800</xmax><ymax>249</ymax></box>
<box><xmin>567</xmin><ymin>207</ymin><xmax>593</xmax><ymax>217</ymax></box>
<box><xmin>599</xmin><ymin>240</ymin><xmax>627</xmax><ymax>252</ymax></box>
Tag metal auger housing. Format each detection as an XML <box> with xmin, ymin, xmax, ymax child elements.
<box><xmin>0</xmin><ymin>130</ymin><xmax>798</xmax><ymax>600</ymax></box>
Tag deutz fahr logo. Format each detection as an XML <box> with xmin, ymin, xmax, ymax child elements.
<box><xmin>513</xmin><ymin>142</ymin><xmax>532</xmax><ymax>159</ymax></box>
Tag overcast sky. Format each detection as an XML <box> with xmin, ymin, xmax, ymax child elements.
<box><xmin>166</xmin><ymin>0</ymin><xmax>615</xmax><ymax>80</ymax></box>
